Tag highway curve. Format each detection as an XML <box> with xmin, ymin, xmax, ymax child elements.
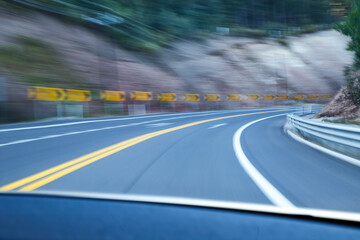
<box><xmin>1</xmin><ymin>107</ymin><xmax>360</xmax><ymax>212</ymax></box>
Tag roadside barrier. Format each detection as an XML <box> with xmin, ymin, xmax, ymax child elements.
<box><xmin>27</xmin><ymin>86</ymin><xmax>333</xmax><ymax>103</ymax></box>
<box><xmin>287</xmin><ymin>111</ymin><xmax>360</xmax><ymax>160</ymax></box>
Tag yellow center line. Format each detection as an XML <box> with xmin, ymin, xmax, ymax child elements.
<box><xmin>0</xmin><ymin>134</ymin><xmax>154</xmax><ymax>191</ymax></box>
<box><xmin>1</xmin><ymin>109</ymin><xmax>291</xmax><ymax>191</ymax></box>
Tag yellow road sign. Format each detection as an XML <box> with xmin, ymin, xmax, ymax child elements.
<box><xmin>319</xmin><ymin>94</ymin><xmax>333</xmax><ymax>99</ymax></box>
<box><xmin>204</xmin><ymin>94</ymin><xmax>220</xmax><ymax>101</ymax></box>
<box><xmin>226</xmin><ymin>94</ymin><xmax>241</xmax><ymax>101</ymax></box>
<box><xmin>277</xmin><ymin>94</ymin><xmax>289</xmax><ymax>100</ymax></box>
<box><xmin>157</xmin><ymin>93</ymin><xmax>177</xmax><ymax>101</ymax></box>
<box><xmin>100</xmin><ymin>90</ymin><xmax>126</xmax><ymax>101</ymax></box>
<box><xmin>66</xmin><ymin>89</ymin><xmax>91</xmax><ymax>101</ymax></box>
<box><xmin>28</xmin><ymin>86</ymin><xmax>66</xmax><ymax>101</ymax></box>
<box><xmin>306</xmin><ymin>94</ymin><xmax>318</xmax><ymax>100</ymax></box>
<box><xmin>292</xmin><ymin>94</ymin><xmax>305</xmax><ymax>100</ymax></box>
<box><xmin>247</xmin><ymin>94</ymin><xmax>259</xmax><ymax>100</ymax></box>
<box><xmin>183</xmin><ymin>94</ymin><xmax>200</xmax><ymax>102</ymax></box>
<box><xmin>263</xmin><ymin>95</ymin><xmax>275</xmax><ymax>100</ymax></box>
<box><xmin>130</xmin><ymin>91</ymin><xmax>152</xmax><ymax>101</ymax></box>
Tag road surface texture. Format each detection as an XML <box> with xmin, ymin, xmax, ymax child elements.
<box><xmin>1</xmin><ymin>107</ymin><xmax>360</xmax><ymax>212</ymax></box>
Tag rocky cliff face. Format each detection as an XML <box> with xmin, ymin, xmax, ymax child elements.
<box><xmin>0</xmin><ymin>7</ymin><xmax>353</xmax><ymax>100</ymax></box>
<box><xmin>161</xmin><ymin>30</ymin><xmax>352</xmax><ymax>97</ymax></box>
<box><xmin>318</xmin><ymin>88</ymin><xmax>360</xmax><ymax>118</ymax></box>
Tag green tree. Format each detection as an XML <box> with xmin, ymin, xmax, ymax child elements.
<box><xmin>335</xmin><ymin>0</ymin><xmax>360</xmax><ymax>104</ymax></box>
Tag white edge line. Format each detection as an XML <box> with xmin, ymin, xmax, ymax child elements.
<box><xmin>0</xmin><ymin>108</ymin><xmax>298</xmax><ymax>147</ymax></box>
<box><xmin>0</xmin><ymin>112</ymin><xmax>231</xmax><ymax>147</ymax></box>
<box><xmin>1</xmin><ymin>190</ymin><xmax>360</xmax><ymax>222</ymax></box>
<box><xmin>0</xmin><ymin>111</ymin><xmax>212</xmax><ymax>133</ymax></box>
<box><xmin>208</xmin><ymin>123</ymin><xmax>227</xmax><ymax>129</ymax></box>
<box><xmin>287</xmin><ymin>129</ymin><xmax>360</xmax><ymax>168</ymax></box>
<box><xmin>0</xmin><ymin>110</ymin><xmax>238</xmax><ymax>133</ymax></box>
<box><xmin>0</xmin><ymin>107</ymin><xmax>302</xmax><ymax>133</ymax></box>
<box><xmin>233</xmin><ymin>113</ymin><xmax>296</xmax><ymax>208</ymax></box>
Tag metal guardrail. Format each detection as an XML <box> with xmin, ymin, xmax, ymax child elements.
<box><xmin>287</xmin><ymin>112</ymin><xmax>360</xmax><ymax>160</ymax></box>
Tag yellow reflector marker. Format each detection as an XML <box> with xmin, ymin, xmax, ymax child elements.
<box><xmin>319</xmin><ymin>94</ymin><xmax>333</xmax><ymax>99</ymax></box>
<box><xmin>263</xmin><ymin>95</ymin><xmax>275</xmax><ymax>100</ymax></box>
<box><xmin>100</xmin><ymin>91</ymin><xmax>126</xmax><ymax>101</ymax></box>
<box><xmin>227</xmin><ymin>94</ymin><xmax>241</xmax><ymax>101</ymax></box>
<box><xmin>27</xmin><ymin>86</ymin><xmax>66</xmax><ymax>101</ymax></box>
<box><xmin>277</xmin><ymin>95</ymin><xmax>289</xmax><ymax>100</ymax></box>
<box><xmin>247</xmin><ymin>94</ymin><xmax>259</xmax><ymax>100</ymax></box>
<box><xmin>157</xmin><ymin>93</ymin><xmax>177</xmax><ymax>101</ymax></box>
<box><xmin>204</xmin><ymin>94</ymin><xmax>220</xmax><ymax>101</ymax></box>
<box><xmin>306</xmin><ymin>94</ymin><xmax>318</xmax><ymax>100</ymax></box>
<box><xmin>292</xmin><ymin>94</ymin><xmax>305</xmax><ymax>100</ymax></box>
<box><xmin>66</xmin><ymin>89</ymin><xmax>91</xmax><ymax>101</ymax></box>
<box><xmin>130</xmin><ymin>91</ymin><xmax>152</xmax><ymax>101</ymax></box>
<box><xmin>183</xmin><ymin>94</ymin><xmax>200</xmax><ymax>102</ymax></box>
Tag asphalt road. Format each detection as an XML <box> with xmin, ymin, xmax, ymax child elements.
<box><xmin>1</xmin><ymin>106</ymin><xmax>360</xmax><ymax>213</ymax></box>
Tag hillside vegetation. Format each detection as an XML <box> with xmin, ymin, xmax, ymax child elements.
<box><xmin>0</xmin><ymin>36</ymin><xmax>82</xmax><ymax>88</ymax></box>
<box><xmin>0</xmin><ymin>0</ymin><xmax>354</xmax><ymax>122</ymax></box>
<box><xmin>7</xmin><ymin>0</ymin><xmax>348</xmax><ymax>53</ymax></box>
<box><xmin>0</xmin><ymin>5</ymin><xmax>351</xmax><ymax>98</ymax></box>
<box><xmin>319</xmin><ymin>0</ymin><xmax>360</xmax><ymax>121</ymax></box>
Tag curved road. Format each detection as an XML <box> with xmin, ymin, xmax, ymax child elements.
<box><xmin>1</xmin><ymin>107</ymin><xmax>360</xmax><ymax>212</ymax></box>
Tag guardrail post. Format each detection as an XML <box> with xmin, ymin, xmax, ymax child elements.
<box><xmin>64</xmin><ymin>102</ymin><xmax>84</xmax><ymax>118</ymax></box>
<box><xmin>56</xmin><ymin>102</ymin><xmax>63</xmax><ymax>118</ymax></box>
<box><xmin>0</xmin><ymin>76</ymin><xmax>8</xmax><ymax>123</ymax></box>
<box><xmin>83</xmin><ymin>102</ymin><xmax>89</xmax><ymax>118</ymax></box>
<box><xmin>33</xmin><ymin>101</ymin><xmax>39</xmax><ymax>121</ymax></box>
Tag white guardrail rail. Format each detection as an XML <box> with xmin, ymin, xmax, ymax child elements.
<box><xmin>287</xmin><ymin>109</ymin><xmax>360</xmax><ymax>160</ymax></box>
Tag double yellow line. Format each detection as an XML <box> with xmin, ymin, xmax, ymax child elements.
<box><xmin>0</xmin><ymin>109</ymin><xmax>290</xmax><ymax>192</ymax></box>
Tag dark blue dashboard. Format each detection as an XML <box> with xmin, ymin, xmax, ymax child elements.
<box><xmin>0</xmin><ymin>194</ymin><xmax>359</xmax><ymax>239</ymax></box>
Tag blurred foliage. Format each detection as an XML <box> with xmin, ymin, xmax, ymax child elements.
<box><xmin>323</xmin><ymin>117</ymin><xmax>360</xmax><ymax>126</ymax></box>
<box><xmin>343</xmin><ymin>66</ymin><xmax>360</xmax><ymax>105</ymax></box>
<box><xmin>0</xmin><ymin>36</ymin><xmax>82</xmax><ymax>88</ymax></box>
<box><xmin>207</xmin><ymin>49</ymin><xmax>225</xmax><ymax>57</ymax></box>
<box><xmin>6</xmin><ymin>0</ymin><xmax>349</xmax><ymax>53</ymax></box>
<box><xmin>300</xmin><ymin>24</ymin><xmax>325</xmax><ymax>34</ymax></box>
<box><xmin>335</xmin><ymin>0</ymin><xmax>360</xmax><ymax>67</ymax></box>
<box><xmin>0</xmin><ymin>0</ymin><xmax>350</xmax><ymax>89</ymax></box>
<box><xmin>276</xmin><ymin>38</ymin><xmax>289</xmax><ymax>47</ymax></box>
<box><xmin>335</xmin><ymin>0</ymin><xmax>360</xmax><ymax>104</ymax></box>
<box><xmin>230</xmin><ymin>27</ymin><xmax>268</xmax><ymax>38</ymax></box>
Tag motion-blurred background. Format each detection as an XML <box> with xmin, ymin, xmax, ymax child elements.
<box><xmin>0</xmin><ymin>0</ymin><xmax>355</xmax><ymax>123</ymax></box>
